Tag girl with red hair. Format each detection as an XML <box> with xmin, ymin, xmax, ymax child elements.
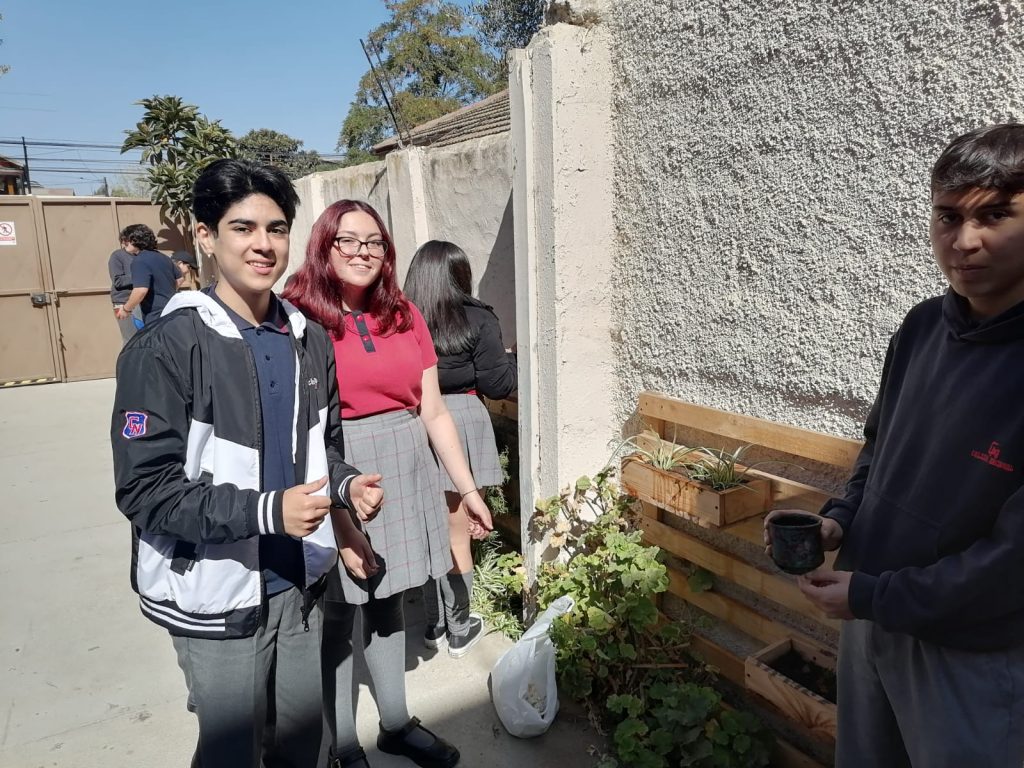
<box><xmin>284</xmin><ymin>200</ymin><xmax>492</xmax><ymax>768</ymax></box>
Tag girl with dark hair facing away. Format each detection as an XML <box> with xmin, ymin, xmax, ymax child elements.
<box><xmin>284</xmin><ymin>201</ymin><xmax>493</xmax><ymax>768</ymax></box>
<box><xmin>404</xmin><ymin>240</ymin><xmax>517</xmax><ymax>657</ymax></box>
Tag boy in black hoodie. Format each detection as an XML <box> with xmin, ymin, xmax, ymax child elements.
<box><xmin>768</xmin><ymin>124</ymin><xmax>1024</xmax><ymax>767</ymax></box>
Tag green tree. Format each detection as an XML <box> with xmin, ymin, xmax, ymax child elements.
<box><xmin>472</xmin><ymin>0</ymin><xmax>543</xmax><ymax>63</ymax></box>
<box><xmin>237</xmin><ymin>128</ymin><xmax>324</xmax><ymax>179</ymax></box>
<box><xmin>121</xmin><ymin>95</ymin><xmax>236</xmax><ymax>233</ymax></box>
<box><xmin>106</xmin><ymin>174</ymin><xmax>151</xmax><ymax>198</ymax></box>
<box><xmin>338</xmin><ymin>0</ymin><xmax>501</xmax><ymax>165</ymax></box>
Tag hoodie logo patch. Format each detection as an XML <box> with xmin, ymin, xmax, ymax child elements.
<box><xmin>123</xmin><ymin>411</ymin><xmax>148</xmax><ymax>439</ymax></box>
<box><xmin>971</xmin><ymin>441</ymin><xmax>1015</xmax><ymax>473</ymax></box>
<box><xmin>307</xmin><ymin>377</ymin><xmax>318</xmax><ymax>388</ymax></box>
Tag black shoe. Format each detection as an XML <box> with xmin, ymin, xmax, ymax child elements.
<box><xmin>328</xmin><ymin>746</ymin><xmax>371</xmax><ymax>768</ymax></box>
<box><xmin>424</xmin><ymin>624</ymin><xmax>447</xmax><ymax>650</ymax></box>
<box><xmin>447</xmin><ymin>615</ymin><xmax>484</xmax><ymax>659</ymax></box>
<box><xmin>377</xmin><ymin>716</ymin><xmax>459</xmax><ymax>768</ymax></box>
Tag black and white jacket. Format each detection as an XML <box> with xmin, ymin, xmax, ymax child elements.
<box><xmin>111</xmin><ymin>291</ymin><xmax>358</xmax><ymax>639</ymax></box>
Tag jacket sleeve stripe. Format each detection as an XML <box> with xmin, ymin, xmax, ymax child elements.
<box><xmin>259</xmin><ymin>491</ymin><xmax>277</xmax><ymax>535</ymax></box>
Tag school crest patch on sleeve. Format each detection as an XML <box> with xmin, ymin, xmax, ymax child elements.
<box><xmin>122</xmin><ymin>411</ymin><xmax>148</xmax><ymax>439</ymax></box>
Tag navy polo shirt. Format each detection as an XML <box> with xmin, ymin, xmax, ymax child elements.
<box><xmin>131</xmin><ymin>250</ymin><xmax>179</xmax><ymax>324</ymax></box>
<box><xmin>209</xmin><ymin>289</ymin><xmax>304</xmax><ymax>594</ymax></box>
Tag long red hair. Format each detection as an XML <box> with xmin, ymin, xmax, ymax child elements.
<box><xmin>283</xmin><ymin>199</ymin><xmax>412</xmax><ymax>338</ymax></box>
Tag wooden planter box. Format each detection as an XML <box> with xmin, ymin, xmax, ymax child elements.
<box><xmin>621</xmin><ymin>459</ymin><xmax>770</xmax><ymax>527</ymax></box>
<box><xmin>745</xmin><ymin>637</ymin><xmax>837</xmax><ymax>742</ymax></box>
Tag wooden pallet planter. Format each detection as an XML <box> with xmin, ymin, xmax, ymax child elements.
<box><xmin>745</xmin><ymin>637</ymin><xmax>837</xmax><ymax>743</ymax></box>
<box><xmin>621</xmin><ymin>459</ymin><xmax>770</xmax><ymax>527</ymax></box>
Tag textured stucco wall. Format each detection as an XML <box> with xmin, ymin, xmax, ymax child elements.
<box><xmin>609</xmin><ymin>0</ymin><xmax>1024</xmax><ymax>438</ymax></box>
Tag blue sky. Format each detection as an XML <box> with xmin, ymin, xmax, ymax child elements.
<box><xmin>0</xmin><ymin>0</ymin><xmax>460</xmax><ymax>191</ymax></box>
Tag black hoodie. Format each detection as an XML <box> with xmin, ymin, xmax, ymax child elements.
<box><xmin>825</xmin><ymin>290</ymin><xmax>1024</xmax><ymax>651</ymax></box>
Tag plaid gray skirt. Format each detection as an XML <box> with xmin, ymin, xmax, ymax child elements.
<box><xmin>439</xmin><ymin>393</ymin><xmax>503</xmax><ymax>492</ymax></box>
<box><xmin>331</xmin><ymin>408</ymin><xmax>452</xmax><ymax>605</ymax></box>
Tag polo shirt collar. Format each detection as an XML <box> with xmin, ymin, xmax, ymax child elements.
<box><xmin>207</xmin><ymin>287</ymin><xmax>289</xmax><ymax>334</ymax></box>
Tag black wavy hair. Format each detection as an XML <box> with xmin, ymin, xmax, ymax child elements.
<box><xmin>192</xmin><ymin>158</ymin><xmax>299</xmax><ymax>230</ymax></box>
<box><xmin>932</xmin><ymin>123</ymin><xmax>1024</xmax><ymax>196</ymax></box>
<box><xmin>403</xmin><ymin>240</ymin><xmax>486</xmax><ymax>356</ymax></box>
<box><xmin>119</xmin><ymin>223</ymin><xmax>157</xmax><ymax>251</ymax></box>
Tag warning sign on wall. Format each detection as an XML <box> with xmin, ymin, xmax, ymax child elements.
<box><xmin>0</xmin><ymin>222</ymin><xmax>16</xmax><ymax>246</ymax></box>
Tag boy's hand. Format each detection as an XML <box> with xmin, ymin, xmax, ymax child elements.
<box><xmin>349</xmin><ymin>473</ymin><xmax>384</xmax><ymax>523</ymax></box>
<box><xmin>763</xmin><ymin>511</ymin><xmax>844</xmax><ymax>555</ymax></box>
<box><xmin>282</xmin><ymin>476</ymin><xmax>332</xmax><ymax>537</ymax></box>
<box><xmin>338</xmin><ymin>527</ymin><xmax>379</xmax><ymax>580</ymax></box>
<box><xmin>462</xmin><ymin>490</ymin><xmax>493</xmax><ymax>540</ymax></box>
<box><xmin>797</xmin><ymin>568</ymin><xmax>854</xmax><ymax>620</ymax></box>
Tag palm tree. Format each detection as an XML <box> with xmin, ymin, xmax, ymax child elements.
<box><xmin>121</xmin><ymin>95</ymin><xmax>236</xmax><ymax>245</ymax></box>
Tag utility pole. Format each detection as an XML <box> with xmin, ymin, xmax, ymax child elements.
<box><xmin>103</xmin><ymin>176</ymin><xmax>110</xmax><ymax>197</ymax></box>
<box><xmin>21</xmin><ymin>136</ymin><xmax>31</xmax><ymax>194</ymax></box>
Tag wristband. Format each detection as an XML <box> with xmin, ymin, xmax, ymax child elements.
<box><xmin>461</xmin><ymin>488</ymin><xmax>479</xmax><ymax>498</ymax></box>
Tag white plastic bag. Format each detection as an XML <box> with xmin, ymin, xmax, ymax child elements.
<box><xmin>490</xmin><ymin>595</ymin><xmax>575</xmax><ymax>738</ymax></box>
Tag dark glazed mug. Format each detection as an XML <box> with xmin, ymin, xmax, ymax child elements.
<box><xmin>769</xmin><ymin>511</ymin><xmax>825</xmax><ymax>575</ymax></box>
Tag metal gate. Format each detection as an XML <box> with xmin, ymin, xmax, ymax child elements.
<box><xmin>0</xmin><ymin>196</ymin><xmax>186</xmax><ymax>385</ymax></box>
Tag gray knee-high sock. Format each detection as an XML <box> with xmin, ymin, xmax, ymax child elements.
<box><xmin>440</xmin><ymin>571</ymin><xmax>473</xmax><ymax>637</ymax></box>
<box><xmin>362</xmin><ymin>594</ymin><xmax>411</xmax><ymax>732</ymax></box>
<box><xmin>322</xmin><ymin>600</ymin><xmax>360</xmax><ymax>755</ymax></box>
<box><xmin>422</xmin><ymin>577</ymin><xmax>445</xmax><ymax>633</ymax></box>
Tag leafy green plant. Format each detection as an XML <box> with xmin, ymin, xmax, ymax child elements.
<box><xmin>533</xmin><ymin>471</ymin><xmax>772</xmax><ymax>767</ymax></box>
<box><xmin>602</xmin><ymin>682</ymin><xmax>771</xmax><ymax>768</ymax></box>
<box><xmin>477</xmin><ymin>467</ymin><xmax>773</xmax><ymax>768</ymax></box>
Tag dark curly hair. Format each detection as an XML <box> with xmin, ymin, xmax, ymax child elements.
<box><xmin>119</xmin><ymin>223</ymin><xmax>157</xmax><ymax>252</ymax></box>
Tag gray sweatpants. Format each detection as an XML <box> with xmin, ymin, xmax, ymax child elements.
<box><xmin>171</xmin><ymin>587</ymin><xmax>323</xmax><ymax>768</ymax></box>
<box><xmin>836</xmin><ymin>619</ymin><xmax>1024</xmax><ymax>768</ymax></box>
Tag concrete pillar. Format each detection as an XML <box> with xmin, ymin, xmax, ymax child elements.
<box><xmin>385</xmin><ymin>146</ymin><xmax>431</xmax><ymax>283</ymax></box>
<box><xmin>510</xmin><ymin>16</ymin><xmax>616</xmax><ymax>591</ymax></box>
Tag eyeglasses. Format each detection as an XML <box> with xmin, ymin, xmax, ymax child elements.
<box><xmin>333</xmin><ymin>237</ymin><xmax>388</xmax><ymax>259</ymax></box>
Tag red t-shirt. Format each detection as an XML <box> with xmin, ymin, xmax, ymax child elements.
<box><xmin>334</xmin><ymin>301</ymin><xmax>438</xmax><ymax>419</ymax></box>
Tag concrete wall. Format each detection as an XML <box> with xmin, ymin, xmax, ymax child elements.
<box><xmin>285</xmin><ymin>136</ymin><xmax>516</xmax><ymax>342</ymax></box>
<box><xmin>609</xmin><ymin>0</ymin><xmax>1024</xmax><ymax>438</ymax></box>
<box><xmin>510</xmin><ymin>20</ymin><xmax>617</xmax><ymax>513</ymax></box>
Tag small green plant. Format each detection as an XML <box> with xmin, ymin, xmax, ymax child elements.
<box><xmin>683</xmin><ymin>445</ymin><xmax>759</xmax><ymax>491</ymax></box>
<box><xmin>471</xmin><ymin>533</ymin><xmax>525</xmax><ymax>639</ymax></box>
<box><xmin>619</xmin><ymin>428</ymin><xmax>696</xmax><ymax>471</ymax></box>
<box><xmin>484</xmin><ymin>447</ymin><xmax>511</xmax><ymax>516</ymax></box>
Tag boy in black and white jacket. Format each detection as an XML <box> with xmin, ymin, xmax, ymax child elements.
<box><xmin>111</xmin><ymin>159</ymin><xmax>382</xmax><ymax>768</ymax></box>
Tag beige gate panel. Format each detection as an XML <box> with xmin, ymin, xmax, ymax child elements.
<box><xmin>0</xmin><ymin>295</ymin><xmax>58</xmax><ymax>383</ymax></box>
<box><xmin>55</xmin><ymin>292</ymin><xmax>123</xmax><ymax>381</ymax></box>
<box><xmin>1</xmin><ymin>200</ymin><xmax>47</xmax><ymax>290</ymax></box>
<box><xmin>40</xmin><ymin>200</ymin><xmax>121</xmax><ymax>381</ymax></box>
<box><xmin>0</xmin><ymin>198</ymin><xmax>59</xmax><ymax>384</ymax></box>
<box><xmin>41</xmin><ymin>200</ymin><xmax>118</xmax><ymax>291</ymax></box>
<box><xmin>115</xmin><ymin>201</ymin><xmax>188</xmax><ymax>252</ymax></box>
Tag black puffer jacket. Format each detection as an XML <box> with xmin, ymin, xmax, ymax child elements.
<box><xmin>436</xmin><ymin>301</ymin><xmax>517</xmax><ymax>398</ymax></box>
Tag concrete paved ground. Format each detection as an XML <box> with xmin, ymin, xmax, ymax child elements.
<box><xmin>0</xmin><ymin>379</ymin><xmax>602</xmax><ymax>768</ymax></box>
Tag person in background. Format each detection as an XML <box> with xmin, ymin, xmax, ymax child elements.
<box><xmin>115</xmin><ymin>224</ymin><xmax>179</xmax><ymax>326</ymax></box>
<box><xmin>172</xmin><ymin>250</ymin><xmax>201</xmax><ymax>291</ymax></box>
<box><xmin>404</xmin><ymin>240</ymin><xmax>517</xmax><ymax>658</ymax></box>
<box><xmin>284</xmin><ymin>201</ymin><xmax>492</xmax><ymax>768</ymax></box>
<box><xmin>109</xmin><ymin>227</ymin><xmax>140</xmax><ymax>344</ymax></box>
